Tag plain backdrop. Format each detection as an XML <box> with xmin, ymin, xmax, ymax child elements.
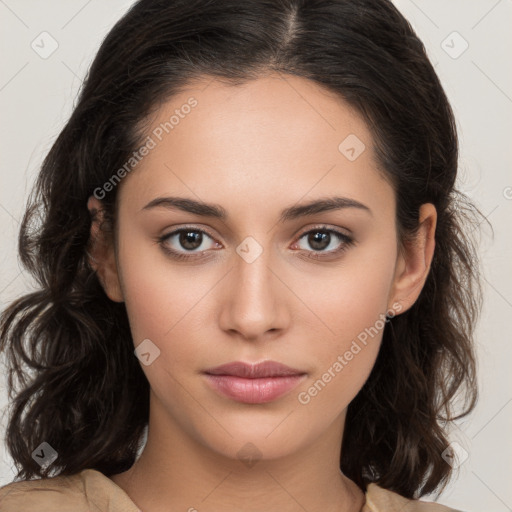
<box><xmin>0</xmin><ymin>1</ymin><xmax>511</xmax><ymax>510</ymax></box>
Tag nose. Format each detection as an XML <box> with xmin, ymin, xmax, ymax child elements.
<box><xmin>218</xmin><ymin>240</ymin><xmax>290</xmax><ymax>342</ymax></box>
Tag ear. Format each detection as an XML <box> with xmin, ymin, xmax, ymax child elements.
<box><xmin>387</xmin><ymin>203</ymin><xmax>437</xmax><ymax>315</ymax></box>
<box><xmin>87</xmin><ymin>196</ymin><xmax>124</xmax><ymax>303</ymax></box>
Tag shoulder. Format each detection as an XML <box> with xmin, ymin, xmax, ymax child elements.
<box><xmin>0</xmin><ymin>470</ymin><xmax>91</xmax><ymax>512</ymax></box>
<box><xmin>0</xmin><ymin>468</ymin><xmax>141</xmax><ymax>512</ymax></box>
<box><xmin>363</xmin><ymin>483</ymin><xmax>465</xmax><ymax>512</ymax></box>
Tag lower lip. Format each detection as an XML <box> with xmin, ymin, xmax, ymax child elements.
<box><xmin>204</xmin><ymin>374</ymin><xmax>306</xmax><ymax>404</ymax></box>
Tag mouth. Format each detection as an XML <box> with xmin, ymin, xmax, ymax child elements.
<box><xmin>203</xmin><ymin>360</ymin><xmax>307</xmax><ymax>404</ymax></box>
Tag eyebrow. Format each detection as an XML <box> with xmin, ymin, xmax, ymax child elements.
<box><xmin>141</xmin><ymin>195</ymin><xmax>372</xmax><ymax>222</ymax></box>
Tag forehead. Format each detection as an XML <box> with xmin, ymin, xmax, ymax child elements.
<box><xmin>117</xmin><ymin>73</ymin><xmax>394</xmax><ymax>221</ymax></box>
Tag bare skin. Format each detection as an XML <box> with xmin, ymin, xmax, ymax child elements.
<box><xmin>87</xmin><ymin>73</ymin><xmax>436</xmax><ymax>512</ymax></box>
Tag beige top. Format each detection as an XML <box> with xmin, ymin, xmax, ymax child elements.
<box><xmin>0</xmin><ymin>468</ymin><xmax>460</xmax><ymax>511</ymax></box>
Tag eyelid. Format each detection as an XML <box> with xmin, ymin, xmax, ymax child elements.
<box><xmin>160</xmin><ymin>224</ymin><xmax>218</xmax><ymax>241</ymax></box>
<box><xmin>294</xmin><ymin>223</ymin><xmax>352</xmax><ymax>239</ymax></box>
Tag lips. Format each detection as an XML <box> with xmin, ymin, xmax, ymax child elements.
<box><xmin>204</xmin><ymin>360</ymin><xmax>306</xmax><ymax>378</ymax></box>
<box><xmin>203</xmin><ymin>361</ymin><xmax>307</xmax><ymax>404</ymax></box>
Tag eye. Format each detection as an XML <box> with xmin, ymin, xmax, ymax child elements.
<box><xmin>157</xmin><ymin>225</ymin><xmax>355</xmax><ymax>261</ymax></box>
<box><xmin>158</xmin><ymin>227</ymin><xmax>220</xmax><ymax>260</ymax></box>
<box><xmin>293</xmin><ymin>226</ymin><xmax>355</xmax><ymax>258</ymax></box>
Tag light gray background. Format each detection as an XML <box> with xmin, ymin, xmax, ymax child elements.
<box><xmin>0</xmin><ymin>1</ymin><xmax>511</xmax><ymax>510</ymax></box>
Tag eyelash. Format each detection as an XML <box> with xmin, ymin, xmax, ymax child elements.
<box><xmin>157</xmin><ymin>225</ymin><xmax>355</xmax><ymax>261</ymax></box>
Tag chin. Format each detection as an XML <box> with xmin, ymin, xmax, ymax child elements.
<box><xmin>189</xmin><ymin>413</ymin><xmax>321</xmax><ymax>464</ymax></box>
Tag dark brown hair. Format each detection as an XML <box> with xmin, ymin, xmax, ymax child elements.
<box><xmin>0</xmin><ymin>0</ymin><xmax>484</xmax><ymax>500</ymax></box>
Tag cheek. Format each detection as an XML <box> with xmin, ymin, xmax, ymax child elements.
<box><xmin>293</xmin><ymin>244</ymin><xmax>396</xmax><ymax>410</ymax></box>
<box><xmin>116</xmin><ymin>227</ymin><xmax>189</xmax><ymax>338</ymax></box>
<box><xmin>303</xmin><ymin>247</ymin><xmax>395</xmax><ymax>348</ymax></box>
<box><xmin>116</xmin><ymin>235</ymin><xmax>217</xmax><ymax>370</ymax></box>
<box><xmin>295</xmin><ymin>286</ymin><xmax>387</xmax><ymax>420</ymax></box>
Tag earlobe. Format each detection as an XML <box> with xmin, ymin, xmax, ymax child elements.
<box><xmin>388</xmin><ymin>203</ymin><xmax>437</xmax><ymax>314</ymax></box>
<box><xmin>87</xmin><ymin>196</ymin><xmax>124</xmax><ymax>303</ymax></box>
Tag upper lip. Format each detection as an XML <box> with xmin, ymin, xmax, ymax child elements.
<box><xmin>204</xmin><ymin>360</ymin><xmax>306</xmax><ymax>378</ymax></box>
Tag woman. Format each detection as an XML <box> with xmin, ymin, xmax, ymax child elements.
<box><xmin>0</xmin><ymin>0</ymin><xmax>482</xmax><ymax>510</ymax></box>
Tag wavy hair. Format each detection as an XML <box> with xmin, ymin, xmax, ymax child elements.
<box><xmin>0</xmin><ymin>0</ymin><xmax>484</xmax><ymax>499</ymax></box>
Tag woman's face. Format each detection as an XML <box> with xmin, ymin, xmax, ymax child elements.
<box><xmin>90</xmin><ymin>73</ymin><xmax>433</xmax><ymax>463</ymax></box>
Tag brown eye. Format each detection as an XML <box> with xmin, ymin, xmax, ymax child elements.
<box><xmin>159</xmin><ymin>227</ymin><xmax>220</xmax><ymax>260</ymax></box>
<box><xmin>295</xmin><ymin>227</ymin><xmax>354</xmax><ymax>256</ymax></box>
<box><xmin>177</xmin><ymin>230</ymin><xmax>203</xmax><ymax>251</ymax></box>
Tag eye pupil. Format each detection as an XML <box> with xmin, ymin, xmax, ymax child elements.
<box><xmin>180</xmin><ymin>230</ymin><xmax>202</xmax><ymax>250</ymax></box>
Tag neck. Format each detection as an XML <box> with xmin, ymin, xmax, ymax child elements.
<box><xmin>110</xmin><ymin>397</ymin><xmax>365</xmax><ymax>512</ymax></box>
